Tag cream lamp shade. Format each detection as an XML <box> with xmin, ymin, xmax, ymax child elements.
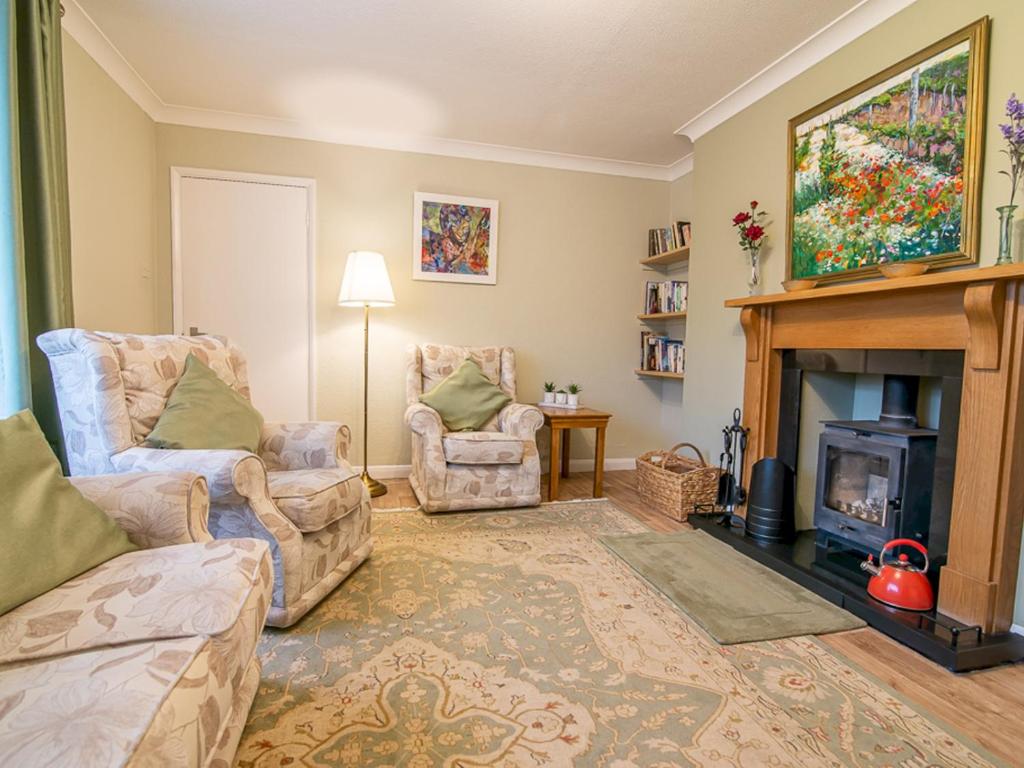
<box><xmin>338</xmin><ymin>251</ymin><xmax>395</xmax><ymax>307</ymax></box>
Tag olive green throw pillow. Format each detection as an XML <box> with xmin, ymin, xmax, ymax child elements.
<box><xmin>0</xmin><ymin>410</ymin><xmax>137</xmax><ymax>615</ymax></box>
<box><xmin>419</xmin><ymin>359</ymin><xmax>512</xmax><ymax>431</ymax></box>
<box><xmin>145</xmin><ymin>353</ymin><xmax>263</xmax><ymax>452</ymax></box>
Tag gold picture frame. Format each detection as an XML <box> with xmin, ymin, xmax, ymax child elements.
<box><xmin>786</xmin><ymin>17</ymin><xmax>989</xmax><ymax>284</ymax></box>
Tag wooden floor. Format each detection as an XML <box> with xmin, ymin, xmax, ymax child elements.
<box><xmin>372</xmin><ymin>469</ymin><xmax>1024</xmax><ymax>763</ymax></box>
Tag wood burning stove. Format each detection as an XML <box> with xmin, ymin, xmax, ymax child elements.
<box><xmin>814</xmin><ymin>375</ymin><xmax>938</xmax><ymax>555</ymax></box>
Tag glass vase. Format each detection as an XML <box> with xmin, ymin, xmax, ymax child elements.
<box><xmin>996</xmin><ymin>204</ymin><xmax>1018</xmax><ymax>266</ymax></box>
<box><xmin>747</xmin><ymin>248</ymin><xmax>761</xmax><ymax>294</ymax></box>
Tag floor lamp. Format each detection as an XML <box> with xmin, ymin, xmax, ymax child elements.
<box><xmin>338</xmin><ymin>250</ymin><xmax>394</xmax><ymax>498</ymax></box>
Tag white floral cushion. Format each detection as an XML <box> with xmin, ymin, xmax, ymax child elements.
<box><xmin>442</xmin><ymin>431</ymin><xmax>525</xmax><ymax>465</ymax></box>
<box><xmin>267</xmin><ymin>468</ymin><xmax>364</xmax><ymax>533</ymax></box>
<box><xmin>0</xmin><ymin>636</ymin><xmax>207</xmax><ymax>767</ymax></box>
<box><xmin>0</xmin><ymin>539</ymin><xmax>272</xmax><ymax>768</ymax></box>
<box><xmin>0</xmin><ymin>539</ymin><xmax>271</xmax><ymax>666</ymax></box>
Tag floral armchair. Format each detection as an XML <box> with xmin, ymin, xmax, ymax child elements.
<box><xmin>405</xmin><ymin>344</ymin><xmax>544</xmax><ymax>513</ymax></box>
<box><xmin>0</xmin><ymin>470</ymin><xmax>273</xmax><ymax>768</ymax></box>
<box><xmin>37</xmin><ymin>329</ymin><xmax>372</xmax><ymax>628</ymax></box>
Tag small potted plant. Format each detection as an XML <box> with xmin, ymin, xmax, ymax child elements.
<box><xmin>555</xmin><ymin>388</ymin><xmax>568</xmax><ymax>405</ymax></box>
<box><xmin>566</xmin><ymin>383</ymin><xmax>582</xmax><ymax>407</ymax></box>
<box><xmin>542</xmin><ymin>381</ymin><xmax>556</xmax><ymax>404</ymax></box>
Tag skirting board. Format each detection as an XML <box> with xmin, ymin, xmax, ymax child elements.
<box><xmin>358</xmin><ymin>457</ymin><xmax>636</xmax><ymax>480</ymax></box>
<box><xmin>1014</xmin><ymin>624</ymin><xmax>1024</xmax><ymax>637</ymax></box>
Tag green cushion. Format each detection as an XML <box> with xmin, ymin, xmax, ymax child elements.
<box><xmin>419</xmin><ymin>359</ymin><xmax>512</xmax><ymax>431</ymax></box>
<box><xmin>145</xmin><ymin>353</ymin><xmax>263</xmax><ymax>452</ymax></box>
<box><xmin>0</xmin><ymin>410</ymin><xmax>137</xmax><ymax>615</ymax></box>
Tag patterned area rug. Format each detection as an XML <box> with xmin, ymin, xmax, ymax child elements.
<box><xmin>236</xmin><ymin>501</ymin><xmax>999</xmax><ymax>767</ymax></box>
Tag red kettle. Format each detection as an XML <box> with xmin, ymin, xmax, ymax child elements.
<box><xmin>860</xmin><ymin>538</ymin><xmax>934</xmax><ymax>611</ymax></box>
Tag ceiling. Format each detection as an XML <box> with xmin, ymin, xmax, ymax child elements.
<box><xmin>72</xmin><ymin>0</ymin><xmax>879</xmax><ymax>175</ymax></box>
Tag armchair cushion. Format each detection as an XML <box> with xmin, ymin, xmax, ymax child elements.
<box><xmin>267</xmin><ymin>468</ymin><xmax>365</xmax><ymax>533</ymax></box>
<box><xmin>0</xmin><ymin>538</ymin><xmax>270</xmax><ymax>666</ymax></box>
<box><xmin>442</xmin><ymin>432</ymin><xmax>525</xmax><ymax>465</ymax></box>
<box><xmin>419</xmin><ymin>359</ymin><xmax>512</xmax><ymax>431</ymax></box>
<box><xmin>0</xmin><ymin>411</ymin><xmax>136</xmax><ymax>615</ymax></box>
<box><xmin>145</xmin><ymin>354</ymin><xmax>263</xmax><ymax>452</ymax></box>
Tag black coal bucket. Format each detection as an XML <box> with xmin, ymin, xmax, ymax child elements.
<box><xmin>745</xmin><ymin>458</ymin><xmax>795</xmax><ymax>543</ymax></box>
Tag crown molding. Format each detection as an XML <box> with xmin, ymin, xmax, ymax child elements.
<box><xmin>157</xmin><ymin>101</ymin><xmax>690</xmax><ymax>180</ymax></box>
<box><xmin>675</xmin><ymin>0</ymin><xmax>917</xmax><ymax>142</ymax></box>
<box><xmin>666</xmin><ymin>153</ymin><xmax>694</xmax><ymax>181</ymax></box>
<box><xmin>61</xmin><ymin>0</ymin><xmax>692</xmax><ymax>181</ymax></box>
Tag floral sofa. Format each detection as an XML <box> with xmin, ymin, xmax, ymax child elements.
<box><xmin>37</xmin><ymin>329</ymin><xmax>373</xmax><ymax>627</ymax></box>
<box><xmin>405</xmin><ymin>344</ymin><xmax>544</xmax><ymax>512</ymax></box>
<box><xmin>0</xmin><ymin>471</ymin><xmax>272</xmax><ymax>768</ymax></box>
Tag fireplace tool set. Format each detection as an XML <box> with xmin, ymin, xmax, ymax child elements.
<box><xmin>715</xmin><ymin>408</ymin><xmax>748</xmax><ymax>528</ymax></box>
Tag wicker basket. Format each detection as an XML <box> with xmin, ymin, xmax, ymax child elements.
<box><xmin>636</xmin><ymin>442</ymin><xmax>722</xmax><ymax>522</ymax></box>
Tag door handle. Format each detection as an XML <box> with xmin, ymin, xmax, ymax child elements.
<box><xmin>188</xmin><ymin>326</ymin><xmax>205</xmax><ymax>337</ymax></box>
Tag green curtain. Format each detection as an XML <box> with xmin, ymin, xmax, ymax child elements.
<box><xmin>2</xmin><ymin>0</ymin><xmax>73</xmax><ymax>456</ymax></box>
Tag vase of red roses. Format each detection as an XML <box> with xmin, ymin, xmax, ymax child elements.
<box><xmin>732</xmin><ymin>201</ymin><xmax>768</xmax><ymax>293</ymax></box>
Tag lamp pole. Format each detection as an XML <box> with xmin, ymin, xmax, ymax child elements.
<box><xmin>361</xmin><ymin>302</ymin><xmax>386</xmax><ymax>497</ymax></box>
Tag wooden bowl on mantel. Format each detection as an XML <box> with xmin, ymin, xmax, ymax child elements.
<box><xmin>878</xmin><ymin>261</ymin><xmax>930</xmax><ymax>279</ymax></box>
<box><xmin>781</xmin><ymin>278</ymin><xmax>819</xmax><ymax>292</ymax></box>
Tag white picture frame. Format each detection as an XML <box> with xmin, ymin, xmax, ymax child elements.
<box><xmin>412</xmin><ymin>192</ymin><xmax>499</xmax><ymax>285</ymax></box>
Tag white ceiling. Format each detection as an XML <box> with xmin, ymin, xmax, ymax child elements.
<box><xmin>70</xmin><ymin>0</ymin><xmax>900</xmax><ymax>177</ymax></box>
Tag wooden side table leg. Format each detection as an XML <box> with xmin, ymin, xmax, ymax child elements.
<box><xmin>561</xmin><ymin>429</ymin><xmax>571</xmax><ymax>478</ymax></box>
<box><xmin>593</xmin><ymin>425</ymin><xmax>606</xmax><ymax>497</ymax></box>
<box><xmin>549</xmin><ymin>426</ymin><xmax>561</xmax><ymax>502</ymax></box>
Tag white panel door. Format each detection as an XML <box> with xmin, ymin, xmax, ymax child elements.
<box><xmin>172</xmin><ymin>169</ymin><xmax>314</xmax><ymax>422</ymax></box>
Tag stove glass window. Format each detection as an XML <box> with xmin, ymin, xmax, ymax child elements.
<box><xmin>823</xmin><ymin>447</ymin><xmax>889</xmax><ymax>526</ymax></box>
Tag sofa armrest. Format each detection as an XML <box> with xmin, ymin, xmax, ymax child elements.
<box><xmin>69</xmin><ymin>472</ymin><xmax>213</xmax><ymax>549</ymax></box>
<box><xmin>405</xmin><ymin>403</ymin><xmax>444</xmax><ymax>438</ymax></box>
<box><xmin>259</xmin><ymin>421</ymin><xmax>349</xmax><ymax>470</ymax></box>
<box><xmin>498</xmin><ymin>403</ymin><xmax>544</xmax><ymax>440</ymax></box>
<box><xmin>111</xmin><ymin>447</ymin><xmax>258</xmax><ymax>503</ymax></box>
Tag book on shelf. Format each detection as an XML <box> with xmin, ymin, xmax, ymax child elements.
<box><xmin>640</xmin><ymin>331</ymin><xmax>685</xmax><ymax>374</ymax></box>
<box><xmin>647</xmin><ymin>220</ymin><xmax>691</xmax><ymax>256</ymax></box>
<box><xmin>644</xmin><ymin>280</ymin><xmax>688</xmax><ymax>315</ymax></box>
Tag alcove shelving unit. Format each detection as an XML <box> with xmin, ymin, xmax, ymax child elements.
<box><xmin>636</xmin><ymin>243</ymin><xmax>688</xmax><ymax>380</ymax></box>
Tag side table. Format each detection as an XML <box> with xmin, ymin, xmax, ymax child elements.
<box><xmin>537</xmin><ymin>406</ymin><xmax>612</xmax><ymax>501</ymax></box>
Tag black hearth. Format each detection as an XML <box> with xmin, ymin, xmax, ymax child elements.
<box><xmin>813</xmin><ymin>375</ymin><xmax>940</xmax><ymax>558</ymax></box>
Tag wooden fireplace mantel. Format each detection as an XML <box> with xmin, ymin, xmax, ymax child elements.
<box><xmin>727</xmin><ymin>264</ymin><xmax>1024</xmax><ymax>633</ymax></box>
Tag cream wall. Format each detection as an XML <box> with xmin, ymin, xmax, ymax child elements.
<box><xmin>680</xmin><ymin>0</ymin><xmax>1024</xmax><ymax>625</ymax></box>
<box><xmin>62</xmin><ymin>33</ymin><xmax>157</xmax><ymax>333</ymax></box>
<box><xmin>154</xmin><ymin>125</ymin><xmax>681</xmax><ymax>468</ymax></box>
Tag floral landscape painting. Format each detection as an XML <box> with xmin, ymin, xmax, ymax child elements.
<box><xmin>413</xmin><ymin>192</ymin><xmax>498</xmax><ymax>284</ymax></box>
<box><xmin>788</xmin><ymin>21</ymin><xmax>986</xmax><ymax>281</ymax></box>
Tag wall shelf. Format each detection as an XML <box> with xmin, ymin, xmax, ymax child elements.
<box><xmin>634</xmin><ymin>369</ymin><xmax>685</xmax><ymax>380</ymax></box>
<box><xmin>640</xmin><ymin>246</ymin><xmax>689</xmax><ymax>269</ymax></box>
<box><xmin>638</xmin><ymin>311</ymin><xmax>687</xmax><ymax>322</ymax></box>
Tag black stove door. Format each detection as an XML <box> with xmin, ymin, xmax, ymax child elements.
<box><xmin>815</xmin><ymin>431</ymin><xmax>905</xmax><ymax>554</ymax></box>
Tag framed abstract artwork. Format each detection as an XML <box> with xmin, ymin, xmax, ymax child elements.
<box><xmin>413</xmin><ymin>192</ymin><xmax>499</xmax><ymax>284</ymax></box>
<box><xmin>787</xmin><ymin>18</ymin><xmax>988</xmax><ymax>283</ymax></box>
